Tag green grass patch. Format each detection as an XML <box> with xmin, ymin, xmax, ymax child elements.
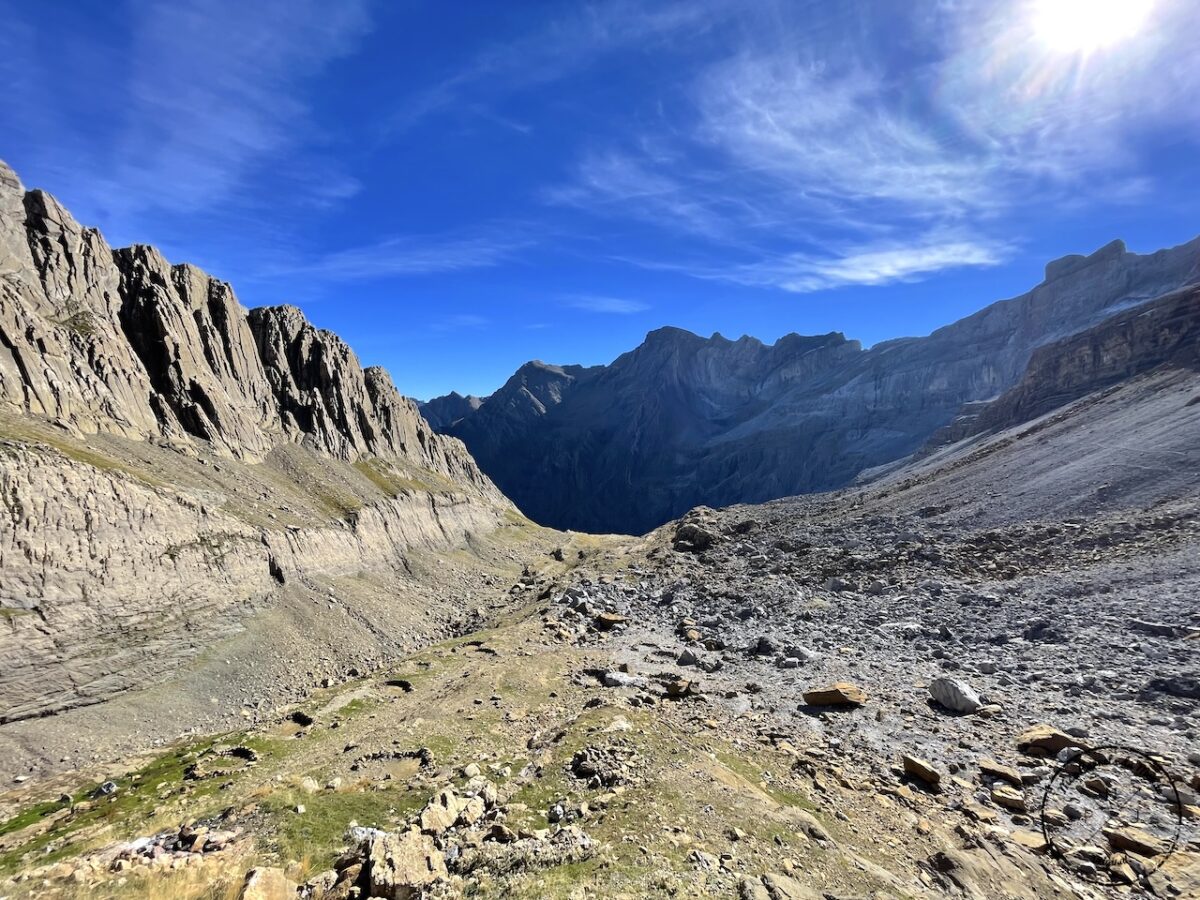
<box><xmin>258</xmin><ymin>786</ymin><xmax>424</xmax><ymax>868</ymax></box>
<box><xmin>353</xmin><ymin>458</ymin><xmax>454</xmax><ymax>497</ymax></box>
<box><xmin>0</xmin><ymin>418</ymin><xmax>165</xmax><ymax>489</ymax></box>
<box><xmin>0</xmin><ymin>731</ymin><xmax>294</xmax><ymax>875</ymax></box>
<box><xmin>53</xmin><ymin>309</ymin><xmax>97</xmax><ymax>337</ymax></box>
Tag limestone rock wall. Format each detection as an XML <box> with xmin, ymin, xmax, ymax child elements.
<box><xmin>0</xmin><ymin>159</ymin><xmax>498</xmax><ymax>502</ymax></box>
<box><xmin>0</xmin><ymin>158</ymin><xmax>515</xmax><ymax>723</ymax></box>
<box><xmin>0</xmin><ymin>439</ymin><xmax>505</xmax><ymax>723</ymax></box>
<box><xmin>964</xmin><ymin>284</ymin><xmax>1200</xmax><ymax>437</ymax></box>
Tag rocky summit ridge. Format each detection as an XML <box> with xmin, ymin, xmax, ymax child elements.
<box><xmin>1</xmin><ymin>159</ymin><xmax>492</xmax><ymax>491</ymax></box>
<box><xmin>429</xmin><ymin>235</ymin><xmax>1200</xmax><ymax>535</ymax></box>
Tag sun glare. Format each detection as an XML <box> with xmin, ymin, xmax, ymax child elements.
<box><xmin>1032</xmin><ymin>0</ymin><xmax>1154</xmax><ymax>54</ymax></box>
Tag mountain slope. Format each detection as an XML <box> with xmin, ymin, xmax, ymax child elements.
<box><xmin>430</xmin><ymin>236</ymin><xmax>1200</xmax><ymax>534</ymax></box>
<box><xmin>2</xmin><ymin>288</ymin><xmax>1197</xmax><ymax>898</ymax></box>
<box><xmin>0</xmin><ymin>160</ymin><xmax>529</xmax><ymax>759</ymax></box>
<box><xmin>936</xmin><ymin>282</ymin><xmax>1200</xmax><ymax>444</ymax></box>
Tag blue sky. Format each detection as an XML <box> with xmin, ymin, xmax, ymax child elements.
<box><xmin>2</xmin><ymin>0</ymin><xmax>1198</xmax><ymax>399</ymax></box>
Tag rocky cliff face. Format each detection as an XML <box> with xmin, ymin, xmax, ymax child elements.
<box><xmin>0</xmin><ymin>160</ymin><xmax>496</xmax><ymax>493</ymax></box>
<box><xmin>432</xmin><ymin>237</ymin><xmax>1200</xmax><ymax>535</ymax></box>
<box><xmin>0</xmin><ymin>159</ymin><xmax>513</xmax><ymax>727</ymax></box>
<box><xmin>0</xmin><ymin>436</ymin><xmax>505</xmax><ymax>724</ymax></box>
<box><xmin>935</xmin><ymin>283</ymin><xmax>1200</xmax><ymax>442</ymax></box>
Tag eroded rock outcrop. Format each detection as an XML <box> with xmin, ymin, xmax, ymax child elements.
<box><xmin>0</xmin><ymin>159</ymin><xmax>497</xmax><ymax>499</ymax></box>
<box><xmin>947</xmin><ymin>283</ymin><xmax>1200</xmax><ymax>440</ymax></box>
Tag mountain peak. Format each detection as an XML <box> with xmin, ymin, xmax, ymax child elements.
<box><xmin>1044</xmin><ymin>238</ymin><xmax>1128</xmax><ymax>283</ymax></box>
<box><xmin>0</xmin><ymin>158</ymin><xmax>22</xmax><ymax>195</ymax></box>
<box><xmin>0</xmin><ymin>159</ymin><xmax>499</xmax><ymax>494</ymax></box>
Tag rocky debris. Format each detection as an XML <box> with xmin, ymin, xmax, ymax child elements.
<box><xmin>802</xmin><ymin>683</ymin><xmax>867</xmax><ymax>707</ymax></box>
<box><xmin>1104</xmin><ymin>826</ymin><xmax>1171</xmax><ymax>858</ymax></box>
<box><xmin>596</xmin><ymin>668</ymin><xmax>647</xmax><ymax>689</ymax></box>
<box><xmin>593</xmin><ymin>612</ymin><xmax>628</xmax><ymax>632</ymax></box>
<box><xmin>294</xmin><ymin>779</ymin><xmax>598</xmax><ymax>898</ymax></box>
<box><xmin>673</xmin><ymin>520</ymin><xmax>718</xmax><ymax>553</ymax></box>
<box><xmin>1130</xmin><ymin>618</ymin><xmax>1194</xmax><ymax>638</ymax></box>
<box><xmin>121</xmin><ymin>824</ymin><xmax>242</xmax><ymax>866</ymax></box>
<box><xmin>1009</xmin><ymin>830</ymin><xmax>1049</xmax><ymax>853</ymax></box>
<box><xmin>419</xmin><ymin>788</ymin><xmax>461</xmax><ymax>835</ymax></box>
<box><xmin>28</xmin><ymin>820</ymin><xmax>251</xmax><ymax>879</ymax></box>
<box><xmin>978</xmin><ymin>758</ymin><xmax>1022</xmax><ymax>787</ymax></box>
<box><xmin>749</xmin><ymin>636</ymin><xmax>779</xmax><ymax>657</ymax></box>
<box><xmin>350</xmin><ymin>747</ymin><xmax>436</xmax><ymax>773</ymax></box>
<box><xmin>93</xmin><ymin>780</ymin><xmax>118</xmax><ymax>797</ymax></box>
<box><xmin>664</xmin><ymin>678</ymin><xmax>699</xmax><ymax>699</ymax></box>
<box><xmin>1016</xmin><ymin>724</ymin><xmax>1088</xmax><ymax>757</ymax></box>
<box><xmin>454</xmin><ymin>825</ymin><xmax>595</xmax><ymax>876</ymax></box>
<box><xmin>366</xmin><ymin>828</ymin><xmax>448</xmax><ymax>898</ymax></box>
<box><xmin>1146</xmin><ymin>674</ymin><xmax>1200</xmax><ymax>700</ymax></box>
<box><xmin>927</xmin><ymin>676</ymin><xmax>982</xmax><ymax>714</ymax></box>
<box><xmin>569</xmin><ymin>744</ymin><xmax>637</xmax><ymax>788</ymax></box>
<box><xmin>902</xmin><ymin>754</ymin><xmax>941</xmax><ymax>789</ymax></box>
<box><xmin>759</xmin><ymin>871</ymin><xmax>823</xmax><ymax>899</ymax></box>
<box><xmin>991</xmin><ymin>785</ymin><xmax>1027</xmax><ymax>811</ymax></box>
<box><xmin>558</xmin><ymin>387</ymin><xmax>1200</xmax><ymax>891</ymax></box>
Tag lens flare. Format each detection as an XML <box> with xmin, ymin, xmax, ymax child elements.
<box><xmin>1032</xmin><ymin>0</ymin><xmax>1154</xmax><ymax>54</ymax></box>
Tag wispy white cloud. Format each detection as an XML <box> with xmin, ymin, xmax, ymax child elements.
<box><xmin>388</xmin><ymin>0</ymin><xmax>739</xmax><ymax>131</ymax></box>
<box><xmin>539</xmin><ymin>1</ymin><xmax>1200</xmax><ymax>293</ymax></box>
<box><xmin>2</xmin><ymin>0</ymin><xmax>372</xmax><ymax>246</ymax></box>
<box><xmin>730</xmin><ymin>237</ymin><xmax>1006</xmax><ymax>293</ymax></box>
<box><xmin>695</xmin><ymin>56</ymin><xmax>995</xmax><ymax>217</ymax></box>
<box><xmin>263</xmin><ymin>230</ymin><xmax>534</xmax><ymax>280</ymax></box>
<box><xmin>617</xmin><ymin>232</ymin><xmax>1008</xmax><ymax>293</ymax></box>
<box><xmin>117</xmin><ymin>0</ymin><xmax>372</xmax><ymax>215</ymax></box>
<box><xmin>546</xmin><ymin>150</ymin><xmax>741</xmax><ymax>240</ymax></box>
<box><xmin>566</xmin><ymin>294</ymin><xmax>651</xmax><ymax>314</ymax></box>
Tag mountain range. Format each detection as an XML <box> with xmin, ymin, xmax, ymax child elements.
<box><xmin>2</xmin><ymin>159</ymin><xmax>1200</xmax><ymax>899</ymax></box>
<box><xmin>425</xmin><ymin>236</ymin><xmax>1200</xmax><ymax>534</ymax></box>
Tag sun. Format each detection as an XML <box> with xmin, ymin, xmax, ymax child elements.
<box><xmin>1032</xmin><ymin>0</ymin><xmax>1154</xmax><ymax>54</ymax></box>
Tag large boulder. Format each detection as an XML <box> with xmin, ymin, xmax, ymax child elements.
<box><xmin>239</xmin><ymin>867</ymin><xmax>297</xmax><ymax>900</ymax></box>
<box><xmin>367</xmin><ymin>829</ymin><xmax>448</xmax><ymax>899</ymax></box>
<box><xmin>802</xmin><ymin>683</ymin><xmax>867</xmax><ymax>706</ymax></box>
<box><xmin>419</xmin><ymin>789</ymin><xmax>461</xmax><ymax>835</ymax></box>
<box><xmin>1016</xmin><ymin>724</ymin><xmax>1088</xmax><ymax>757</ymax></box>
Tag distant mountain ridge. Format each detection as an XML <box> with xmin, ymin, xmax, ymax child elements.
<box><xmin>419</xmin><ymin>391</ymin><xmax>484</xmax><ymax>430</ymax></box>
<box><xmin>425</xmin><ymin>236</ymin><xmax>1200</xmax><ymax>535</ymax></box>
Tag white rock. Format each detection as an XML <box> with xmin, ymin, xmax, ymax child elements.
<box><xmin>928</xmin><ymin>676</ymin><xmax>982</xmax><ymax>714</ymax></box>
